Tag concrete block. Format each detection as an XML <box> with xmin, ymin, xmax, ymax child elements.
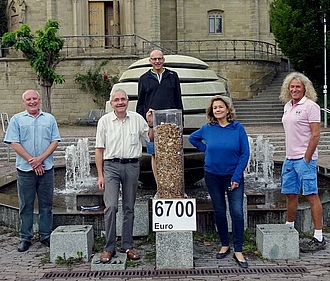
<box><xmin>91</xmin><ymin>252</ymin><xmax>126</xmax><ymax>271</ymax></box>
<box><xmin>50</xmin><ymin>225</ymin><xmax>94</xmax><ymax>263</ymax></box>
<box><xmin>256</xmin><ymin>224</ymin><xmax>299</xmax><ymax>259</ymax></box>
<box><xmin>116</xmin><ymin>200</ymin><xmax>149</xmax><ymax>236</ymax></box>
<box><xmin>156</xmin><ymin>231</ymin><xmax>193</xmax><ymax>269</ymax></box>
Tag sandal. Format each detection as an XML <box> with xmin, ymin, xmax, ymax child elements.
<box><xmin>100</xmin><ymin>250</ymin><xmax>116</xmax><ymax>263</ymax></box>
<box><xmin>120</xmin><ymin>248</ymin><xmax>140</xmax><ymax>260</ymax></box>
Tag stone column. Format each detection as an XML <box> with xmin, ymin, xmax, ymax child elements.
<box><xmin>150</xmin><ymin>0</ymin><xmax>160</xmax><ymax>41</ymax></box>
<box><xmin>46</xmin><ymin>0</ymin><xmax>57</xmax><ymax>20</ymax></box>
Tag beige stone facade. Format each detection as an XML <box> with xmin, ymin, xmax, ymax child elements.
<box><xmin>1</xmin><ymin>0</ymin><xmax>283</xmax><ymax>124</ymax></box>
<box><xmin>5</xmin><ymin>0</ymin><xmax>275</xmax><ymax>44</ymax></box>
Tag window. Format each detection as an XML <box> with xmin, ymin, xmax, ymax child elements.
<box><xmin>209</xmin><ymin>11</ymin><xmax>223</xmax><ymax>34</ymax></box>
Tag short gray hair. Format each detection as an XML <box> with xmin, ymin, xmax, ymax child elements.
<box><xmin>110</xmin><ymin>89</ymin><xmax>129</xmax><ymax>101</ymax></box>
<box><xmin>22</xmin><ymin>90</ymin><xmax>40</xmax><ymax>100</ymax></box>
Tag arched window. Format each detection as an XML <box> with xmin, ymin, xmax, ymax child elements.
<box><xmin>208</xmin><ymin>11</ymin><xmax>223</xmax><ymax>34</ymax></box>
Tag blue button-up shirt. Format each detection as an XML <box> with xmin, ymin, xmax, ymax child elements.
<box><xmin>4</xmin><ymin>110</ymin><xmax>61</xmax><ymax>172</ymax></box>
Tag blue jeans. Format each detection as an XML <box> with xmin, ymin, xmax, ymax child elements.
<box><xmin>17</xmin><ymin>168</ymin><xmax>54</xmax><ymax>242</ymax></box>
<box><xmin>204</xmin><ymin>171</ymin><xmax>245</xmax><ymax>252</ymax></box>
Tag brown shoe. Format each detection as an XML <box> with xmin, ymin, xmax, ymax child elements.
<box><xmin>100</xmin><ymin>250</ymin><xmax>116</xmax><ymax>263</ymax></box>
<box><xmin>120</xmin><ymin>248</ymin><xmax>140</xmax><ymax>260</ymax></box>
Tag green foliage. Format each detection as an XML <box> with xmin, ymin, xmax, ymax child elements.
<box><xmin>55</xmin><ymin>252</ymin><xmax>84</xmax><ymax>271</ymax></box>
<box><xmin>144</xmin><ymin>250</ymin><xmax>156</xmax><ymax>264</ymax></box>
<box><xmin>270</xmin><ymin>0</ymin><xmax>329</xmax><ymax>91</ymax></box>
<box><xmin>126</xmin><ymin>260</ymin><xmax>141</xmax><ymax>267</ymax></box>
<box><xmin>2</xmin><ymin>20</ymin><xmax>64</xmax><ymax>86</ymax></box>
<box><xmin>40</xmin><ymin>251</ymin><xmax>50</xmax><ymax>264</ymax></box>
<box><xmin>1</xmin><ymin>20</ymin><xmax>65</xmax><ymax>112</ymax></box>
<box><xmin>74</xmin><ymin>60</ymin><xmax>119</xmax><ymax>108</ymax></box>
<box><xmin>94</xmin><ymin>235</ymin><xmax>106</xmax><ymax>252</ymax></box>
<box><xmin>243</xmin><ymin>229</ymin><xmax>259</xmax><ymax>256</ymax></box>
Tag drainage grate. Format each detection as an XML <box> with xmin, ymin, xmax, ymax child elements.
<box><xmin>42</xmin><ymin>266</ymin><xmax>308</xmax><ymax>279</ymax></box>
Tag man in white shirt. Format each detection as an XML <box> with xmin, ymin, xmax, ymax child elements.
<box><xmin>95</xmin><ymin>89</ymin><xmax>153</xmax><ymax>263</ymax></box>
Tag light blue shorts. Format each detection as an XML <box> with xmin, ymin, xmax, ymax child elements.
<box><xmin>145</xmin><ymin>141</ymin><xmax>155</xmax><ymax>155</ymax></box>
<box><xmin>281</xmin><ymin>158</ymin><xmax>318</xmax><ymax>196</ymax></box>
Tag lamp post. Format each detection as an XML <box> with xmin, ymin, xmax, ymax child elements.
<box><xmin>323</xmin><ymin>13</ymin><xmax>328</xmax><ymax>128</ymax></box>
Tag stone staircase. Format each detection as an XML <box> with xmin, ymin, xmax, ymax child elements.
<box><xmin>248</xmin><ymin>131</ymin><xmax>330</xmax><ymax>162</ymax></box>
<box><xmin>234</xmin><ymin>72</ymin><xmax>288</xmax><ymax>126</ymax></box>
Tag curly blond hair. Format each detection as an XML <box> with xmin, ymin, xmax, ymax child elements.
<box><xmin>279</xmin><ymin>72</ymin><xmax>317</xmax><ymax>103</ymax></box>
<box><xmin>206</xmin><ymin>95</ymin><xmax>236</xmax><ymax>124</ymax></box>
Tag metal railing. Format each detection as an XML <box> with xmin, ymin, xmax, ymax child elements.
<box><xmin>1</xmin><ymin>112</ymin><xmax>11</xmax><ymax>161</ymax></box>
<box><xmin>0</xmin><ymin>34</ymin><xmax>283</xmax><ymax>62</ymax></box>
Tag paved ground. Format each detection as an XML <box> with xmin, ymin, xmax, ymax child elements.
<box><xmin>0</xmin><ymin>124</ymin><xmax>329</xmax><ymax>281</ymax></box>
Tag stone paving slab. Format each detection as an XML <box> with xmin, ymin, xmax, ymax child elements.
<box><xmin>0</xmin><ymin>225</ymin><xmax>330</xmax><ymax>281</ymax></box>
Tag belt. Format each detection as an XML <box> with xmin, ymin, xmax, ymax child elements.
<box><xmin>105</xmin><ymin>158</ymin><xmax>139</xmax><ymax>164</ymax></box>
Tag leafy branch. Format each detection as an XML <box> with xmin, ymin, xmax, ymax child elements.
<box><xmin>75</xmin><ymin>60</ymin><xmax>119</xmax><ymax>108</ymax></box>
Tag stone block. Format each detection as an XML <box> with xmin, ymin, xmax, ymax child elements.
<box><xmin>116</xmin><ymin>200</ymin><xmax>150</xmax><ymax>237</ymax></box>
<box><xmin>256</xmin><ymin>224</ymin><xmax>299</xmax><ymax>259</ymax></box>
<box><xmin>156</xmin><ymin>231</ymin><xmax>193</xmax><ymax>269</ymax></box>
<box><xmin>91</xmin><ymin>252</ymin><xmax>126</xmax><ymax>271</ymax></box>
<box><xmin>50</xmin><ymin>225</ymin><xmax>94</xmax><ymax>263</ymax></box>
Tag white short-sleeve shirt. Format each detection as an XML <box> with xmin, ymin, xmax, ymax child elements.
<box><xmin>95</xmin><ymin>111</ymin><xmax>149</xmax><ymax>159</ymax></box>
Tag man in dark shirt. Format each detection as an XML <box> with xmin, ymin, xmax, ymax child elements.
<box><xmin>136</xmin><ymin>49</ymin><xmax>183</xmax><ymax>186</ymax></box>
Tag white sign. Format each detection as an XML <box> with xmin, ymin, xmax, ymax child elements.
<box><xmin>152</xmin><ymin>198</ymin><xmax>196</xmax><ymax>232</ymax></box>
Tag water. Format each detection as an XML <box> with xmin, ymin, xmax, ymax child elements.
<box><xmin>245</xmin><ymin>135</ymin><xmax>276</xmax><ymax>189</ymax></box>
<box><xmin>0</xmin><ymin>136</ymin><xmax>329</xmax><ymax>213</ymax></box>
<box><xmin>64</xmin><ymin>138</ymin><xmax>97</xmax><ymax>193</ymax></box>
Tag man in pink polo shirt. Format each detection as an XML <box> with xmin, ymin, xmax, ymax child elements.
<box><xmin>280</xmin><ymin>72</ymin><xmax>326</xmax><ymax>253</ymax></box>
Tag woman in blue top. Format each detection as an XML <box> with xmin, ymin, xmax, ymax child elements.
<box><xmin>189</xmin><ymin>95</ymin><xmax>250</xmax><ymax>268</ymax></box>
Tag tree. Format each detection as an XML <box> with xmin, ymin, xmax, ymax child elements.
<box><xmin>1</xmin><ymin>20</ymin><xmax>65</xmax><ymax>113</ymax></box>
<box><xmin>270</xmin><ymin>0</ymin><xmax>330</xmax><ymax>91</ymax></box>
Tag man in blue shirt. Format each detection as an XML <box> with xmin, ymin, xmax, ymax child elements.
<box><xmin>4</xmin><ymin>90</ymin><xmax>61</xmax><ymax>252</ymax></box>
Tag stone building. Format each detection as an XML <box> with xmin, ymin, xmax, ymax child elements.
<box><xmin>0</xmin><ymin>0</ymin><xmax>286</xmax><ymax>124</ymax></box>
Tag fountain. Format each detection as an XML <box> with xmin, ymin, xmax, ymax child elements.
<box><xmin>246</xmin><ymin>135</ymin><xmax>275</xmax><ymax>188</ymax></box>
<box><xmin>0</xmin><ymin>136</ymin><xmax>329</xmax><ymax>235</ymax></box>
<box><xmin>64</xmin><ymin>138</ymin><xmax>96</xmax><ymax>192</ymax></box>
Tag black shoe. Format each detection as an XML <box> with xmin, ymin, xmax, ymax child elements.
<box><xmin>18</xmin><ymin>241</ymin><xmax>31</xmax><ymax>252</ymax></box>
<box><xmin>216</xmin><ymin>246</ymin><xmax>230</xmax><ymax>259</ymax></box>
<box><xmin>300</xmin><ymin>237</ymin><xmax>326</xmax><ymax>253</ymax></box>
<box><xmin>40</xmin><ymin>237</ymin><xmax>50</xmax><ymax>247</ymax></box>
<box><xmin>233</xmin><ymin>253</ymin><xmax>248</xmax><ymax>268</ymax></box>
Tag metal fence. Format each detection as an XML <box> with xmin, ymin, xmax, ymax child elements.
<box><xmin>0</xmin><ymin>34</ymin><xmax>282</xmax><ymax>62</ymax></box>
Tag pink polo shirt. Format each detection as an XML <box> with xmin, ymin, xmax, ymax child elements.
<box><xmin>282</xmin><ymin>96</ymin><xmax>320</xmax><ymax>160</ymax></box>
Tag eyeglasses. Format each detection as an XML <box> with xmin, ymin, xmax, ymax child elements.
<box><xmin>150</xmin><ymin>57</ymin><xmax>164</xmax><ymax>62</ymax></box>
<box><xmin>111</xmin><ymin>97</ymin><xmax>128</xmax><ymax>102</ymax></box>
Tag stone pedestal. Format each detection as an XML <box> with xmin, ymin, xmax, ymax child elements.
<box><xmin>256</xmin><ymin>224</ymin><xmax>299</xmax><ymax>259</ymax></box>
<box><xmin>50</xmin><ymin>225</ymin><xmax>94</xmax><ymax>262</ymax></box>
<box><xmin>116</xmin><ymin>201</ymin><xmax>150</xmax><ymax>236</ymax></box>
<box><xmin>156</xmin><ymin>231</ymin><xmax>193</xmax><ymax>269</ymax></box>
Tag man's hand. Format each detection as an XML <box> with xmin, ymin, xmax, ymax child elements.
<box><xmin>97</xmin><ymin>176</ymin><xmax>105</xmax><ymax>190</ymax></box>
<box><xmin>28</xmin><ymin>157</ymin><xmax>43</xmax><ymax>170</ymax></box>
<box><xmin>34</xmin><ymin>165</ymin><xmax>45</xmax><ymax>175</ymax></box>
<box><xmin>146</xmin><ymin>108</ymin><xmax>154</xmax><ymax>127</ymax></box>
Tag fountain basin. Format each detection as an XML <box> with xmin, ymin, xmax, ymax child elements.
<box><xmin>1</xmin><ymin>162</ymin><xmax>330</xmax><ymax>235</ymax></box>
